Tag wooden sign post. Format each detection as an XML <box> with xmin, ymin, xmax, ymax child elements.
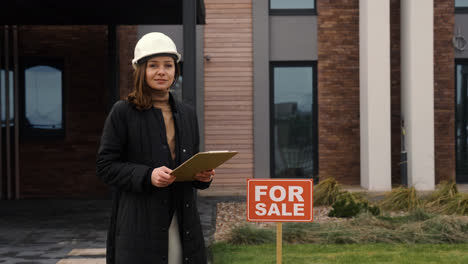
<box><xmin>277</xmin><ymin>222</ymin><xmax>282</xmax><ymax>264</ymax></box>
<box><xmin>247</xmin><ymin>179</ymin><xmax>314</xmax><ymax>263</ymax></box>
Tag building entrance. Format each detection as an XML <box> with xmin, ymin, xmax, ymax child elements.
<box><xmin>0</xmin><ymin>1</ymin><xmax>204</xmax><ymax>199</ymax></box>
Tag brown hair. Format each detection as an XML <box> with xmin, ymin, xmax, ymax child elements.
<box><xmin>127</xmin><ymin>56</ymin><xmax>180</xmax><ymax>110</ymax></box>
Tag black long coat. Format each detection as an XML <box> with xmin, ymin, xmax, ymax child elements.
<box><xmin>96</xmin><ymin>95</ymin><xmax>211</xmax><ymax>264</ymax></box>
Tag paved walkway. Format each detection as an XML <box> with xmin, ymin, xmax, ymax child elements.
<box><xmin>0</xmin><ymin>200</ymin><xmax>109</xmax><ymax>264</ymax></box>
<box><xmin>0</xmin><ymin>195</ymin><xmax>244</xmax><ymax>264</ymax></box>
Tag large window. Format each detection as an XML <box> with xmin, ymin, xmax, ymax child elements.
<box><xmin>456</xmin><ymin>0</ymin><xmax>468</xmax><ymax>12</ymax></box>
<box><xmin>456</xmin><ymin>60</ymin><xmax>468</xmax><ymax>183</ymax></box>
<box><xmin>456</xmin><ymin>0</ymin><xmax>468</xmax><ymax>7</ymax></box>
<box><xmin>21</xmin><ymin>59</ymin><xmax>64</xmax><ymax>138</ymax></box>
<box><xmin>270</xmin><ymin>0</ymin><xmax>316</xmax><ymax>15</ymax></box>
<box><xmin>270</xmin><ymin>62</ymin><xmax>317</xmax><ymax>179</ymax></box>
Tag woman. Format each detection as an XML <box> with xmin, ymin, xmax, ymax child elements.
<box><xmin>97</xmin><ymin>32</ymin><xmax>214</xmax><ymax>264</ymax></box>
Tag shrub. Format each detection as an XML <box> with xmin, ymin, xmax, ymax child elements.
<box><xmin>379</xmin><ymin>186</ymin><xmax>420</xmax><ymax>211</ymax></box>
<box><xmin>328</xmin><ymin>192</ymin><xmax>360</xmax><ymax>218</ymax></box>
<box><xmin>313</xmin><ymin>177</ymin><xmax>343</xmax><ymax>206</ymax></box>
<box><xmin>328</xmin><ymin>192</ymin><xmax>380</xmax><ymax>218</ymax></box>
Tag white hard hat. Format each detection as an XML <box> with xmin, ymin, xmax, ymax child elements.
<box><xmin>132</xmin><ymin>32</ymin><xmax>181</xmax><ymax>68</ymax></box>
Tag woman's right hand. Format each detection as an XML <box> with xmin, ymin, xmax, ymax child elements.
<box><xmin>151</xmin><ymin>166</ymin><xmax>176</xmax><ymax>188</ymax></box>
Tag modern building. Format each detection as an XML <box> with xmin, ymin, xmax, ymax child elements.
<box><xmin>0</xmin><ymin>0</ymin><xmax>467</xmax><ymax>199</ymax></box>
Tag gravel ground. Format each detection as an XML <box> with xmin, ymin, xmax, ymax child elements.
<box><xmin>214</xmin><ymin>202</ymin><xmax>347</xmax><ymax>241</ymax></box>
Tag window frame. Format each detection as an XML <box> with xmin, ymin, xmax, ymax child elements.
<box><xmin>19</xmin><ymin>57</ymin><xmax>66</xmax><ymax>139</ymax></box>
<box><xmin>455</xmin><ymin>7</ymin><xmax>468</xmax><ymax>13</ymax></box>
<box><xmin>269</xmin><ymin>61</ymin><xmax>318</xmax><ymax>180</ymax></box>
<box><xmin>269</xmin><ymin>0</ymin><xmax>317</xmax><ymax>16</ymax></box>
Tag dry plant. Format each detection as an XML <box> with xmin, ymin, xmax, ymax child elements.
<box><xmin>436</xmin><ymin>193</ymin><xmax>468</xmax><ymax>216</ymax></box>
<box><xmin>379</xmin><ymin>186</ymin><xmax>421</xmax><ymax>211</ymax></box>
<box><xmin>424</xmin><ymin>180</ymin><xmax>458</xmax><ymax>211</ymax></box>
<box><xmin>313</xmin><ymin>177</ymin><xmax>343</xmax><ymax>206</ymax></box>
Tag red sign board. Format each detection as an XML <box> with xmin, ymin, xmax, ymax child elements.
<box><xmin>247</xmin><ymin>179</ymin><xmax>313</xmax><ymax>222</ymax></box>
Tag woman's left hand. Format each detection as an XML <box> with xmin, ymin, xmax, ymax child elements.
<box><xmin>194</xmin><ymin>169</ymin><xmax>215</xmax><ymax>182</ymax></box>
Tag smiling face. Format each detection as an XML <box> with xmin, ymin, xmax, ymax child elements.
<box><xmin>145</xmin><ymin>56</ymin><xmax>176</xmax><ymax>91</ymax></box>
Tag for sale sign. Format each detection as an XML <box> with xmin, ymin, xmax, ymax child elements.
<box><xmin>247</xmin><ymin>179</ymin><xmax>313</xmax><ymax>222</ymax></box>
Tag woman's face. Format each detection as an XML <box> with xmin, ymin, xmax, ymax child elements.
<box><xmin>145</xmin><ymin>56</ymin><xmax>175</xmax><ymax>91</ymax></box>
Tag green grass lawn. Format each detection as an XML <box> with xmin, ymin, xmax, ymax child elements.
<box><xmin>211</xmin><ymin>243</ymin><xmax>468</xmax><ymax>264</ymax></box>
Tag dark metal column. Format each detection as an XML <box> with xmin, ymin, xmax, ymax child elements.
<box><xmin>108</xmin><ymin>24</ymin><xmax>119</xmax><ymax>111</ymax></box>
<box><xmin>13</xmin><ymin>25</ymin><xmax>19</xmax><ymax>199</ymax></box>
<box><xmin>0</xmin><ymin>26</ymin><xmax>3</xmax><ymax>200</ymax></box>
<box><xmin>183</xmin><ymin>0</ymin><xmax>197</xmax><ymax>110</ymax></box>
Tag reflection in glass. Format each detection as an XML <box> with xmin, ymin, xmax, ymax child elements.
<box><xmin>456</xmin><ymin>63</ymin><xmax>468</xmax><ymax>182</ymax></box>
<box><xmin>456</xmin><ymin>0</ymin><xmax>468</xmax><ymax>7</ymax></box>
<box><xmin>270</xmin><ymin>0</ymin><xmax>314</xmax><ymax>9</ymax></box>
<box><xmin>25</xmin><ymin>65</ymin><xmax>62</xmax><ymax>129</ymax></box>
<box><xmin>172</xmin><ymin>75</ymin><xmax>183</xmax><ymax>102</ymax></box>
<box><xmin>1</xmin><ymin>70</ymin><xmax>14</xmax><ymax>127</ymax></box>
<box><xmin>273</xmin><ymin>66</ymin><xmax>315</xmax><ymax>178</ymax></box>
<box><xmin>171</xmin><ymin>63</ymin><xmax>183</xmax><ymax>102</ymax></box>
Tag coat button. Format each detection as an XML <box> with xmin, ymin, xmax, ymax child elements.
<box><xmin>185</xmin><ymin>203</ymin><xmax>190</xmax><ymax>208</ymax></box>
<box><xmin>183</xmin><ymin>149</ymin><xmax>186</xmax><ymax>153</ymax></box>
<box><xmin>162</xmin><ymin>227</ymin><xmax>167</xmax><ymax>232</ymax></box>
<box><xmin>185</xmin><ymin>230</ymin><xmax>190</xmax><ymax>235</ymax></box>
<box><xmin>163</xmin><ymin>145</ymin><xmax>168</xmax><ymax>150</ymax></box>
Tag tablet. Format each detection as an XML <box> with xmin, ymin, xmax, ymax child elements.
<box><xmin>171</xmin><ymin>150</ymin><xmax>238</xmax><ymax>182</ymax></box>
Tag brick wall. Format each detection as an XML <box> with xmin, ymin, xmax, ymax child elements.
<box><xmin>434</xmin><ymin>0</ymin><xmax>455</xmax><ymax>183</ymax></box>
<box><xmin>317</xmin><ymin>0</ymin><xmax>360</xmax><ymax>185</ymax></box>
<box><xmin>117</xmin><ymin>26</ymin><xmax>138</xmax><ymax>99</ymax></box>
<box><xmin>18</xmin><ymin>26</ymin><xmax>110</xmax><ymax>198</ymax></box>
<box><xmin>318</xmin><ymin>0</ymin><xmax>455</xmax><ymax>186</ymax></box>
